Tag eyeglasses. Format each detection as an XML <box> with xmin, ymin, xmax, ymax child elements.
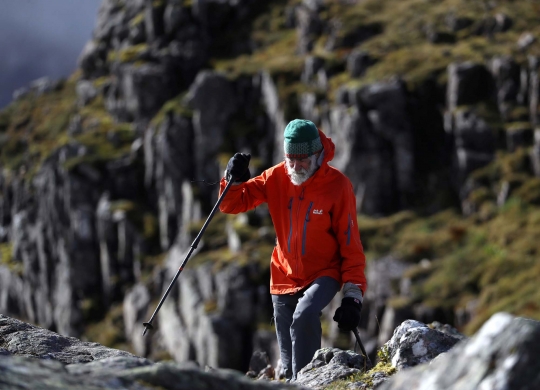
<box><xmin>285</xmin><ymin>157</ymin><xmax>311</xmax><ymax>164</ymax></box>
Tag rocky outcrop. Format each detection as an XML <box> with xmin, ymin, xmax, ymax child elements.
<box><xmin>0</xmin><ymin>314</ymin><xmax>304</xmax><ymax>390</ymax></box>
<box><xmin>380</xmin><ymin>313</ymin><xmax>540</xmax><ymax>390</ymax></box>
<box><xmin>293</xmin><ymin>313</ymin><xmax>540</xmax><ymax>389</ymax></box>
<box><xmin>4</xmin><ymin>312</ymin><xmax>540</xmax><ymax>390</ymax></box>
<box><xmin>384</xmin><ymin>319</ymin><xmax>462</xmax><ymax>370</ymax></box>
<box><xmin>0</xmin><ymin>314</ymin><xmax>137</xmax><ymax>363</ymax></box>
<box><xmin>295</xmin><ymin>348</ymin><xmax>369</xmax><ymax>389</ymax></box>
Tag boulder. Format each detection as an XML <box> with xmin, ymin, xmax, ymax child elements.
<box><xmin>384</xmin><ymin>319</ymin><xmax>462</xmax><ymax>370</ymax></box>
<box><xmin>0</xmin><ymin>314</ymin><xmax>136</xmax><ymax>364</ymax></box>
<box><xmin>295</xmin><ymin>348</ymin><xmax>367</xmax><ymax>389</ymax></box>
<box><xmin>0</xmin><ymin>314</ymin><xmax>306</xmax><ymax>389</ymax></box>
<box><xmin>379</xmin><ymin>313</ymin><xmax>540</xmax><ymax>390</ymax></box>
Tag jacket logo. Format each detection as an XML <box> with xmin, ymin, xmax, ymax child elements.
<box><xmin>313</xmin><ymin>209</ymin><xmax>323</xmax><ymax>215</ymax></box>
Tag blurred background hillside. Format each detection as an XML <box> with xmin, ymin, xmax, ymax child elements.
<box><xmin>1</xmin><ymin>0</ymin><xmax>540</xmax><ymax>373</ymax></box>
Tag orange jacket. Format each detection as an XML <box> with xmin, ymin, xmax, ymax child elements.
<box><xmin>219</xmin><ymin>130</ymin><xmax>367</xmax><ymax>295</ymax></box>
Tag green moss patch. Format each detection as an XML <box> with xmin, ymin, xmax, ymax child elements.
<box><xmin>323</xmin><ymin>345</ymin><xmax>396</xmax><ymax>390</ymax></box>
<box><xmin>0</xmin><ymin>78</ymin><xmax>78</xmax><ymax>179</ymax></box>
<box><xmin>83</xmin><ymin>303</ymin><xmax>132</xmax><ymax>352</ymax></box>
<box><xmin>0</xmin><ymin>242</ymin><xmax>23</xmax><ymax>275</ymax></box>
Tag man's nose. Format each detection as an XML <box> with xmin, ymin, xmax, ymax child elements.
<box><xmin>292</xmin><ymin>161</ymin><xmax>302</xmax><ymax>170</ymax></box>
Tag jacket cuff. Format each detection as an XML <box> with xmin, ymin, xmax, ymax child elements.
<box><xmin>222</xmin><ymin>171</ymin><xmax>244</xmax><ymax>186</ymax></box>
<box><xmin>343</xmin><ymin>282</ymin><xmax>363</xmax><ymax>303</ymax></box>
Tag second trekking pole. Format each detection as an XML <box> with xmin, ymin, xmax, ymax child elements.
<box><xmin>353</xmin><ymin>328</ymin><xmax>373</xmax><ymax>370</ymax></box>
<box><xmin>142</xmin><ymin>177</ymin><xmax>235</xmax><ymax>336</ymax></box>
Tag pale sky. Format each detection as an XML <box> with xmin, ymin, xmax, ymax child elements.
<box><xmin>0</xmin><ymin>0</ymin><xmax>102</xmax><ymax>108</ymax></box>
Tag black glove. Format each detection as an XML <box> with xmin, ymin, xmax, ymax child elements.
<box><xmin>333</xmin><ymin>297</ymin><xmax>362</xmax><ymax>331</ymax></box>
<box><xmin>226</xmin><ymin>153</ymin><xmax>251</xmax><ymax>182</ymax></box>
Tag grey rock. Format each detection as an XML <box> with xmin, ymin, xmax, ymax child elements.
<box><xmin>0</xmin><ymin>266</ymin><xmax>24</xmax><ymax>317</ymax></box>
<box><xmin>507</xmin><ymin>124</ymin><xmax>533</xmax><ymax>152</ymax></box>
<box><xmin>447</xmin><ymin>62</ymin><xmax>495</xmax><ymax>111</ymax></box>
<box><xmin>427</xmin><ymin>321</ymin><xmax>466</xmax><ymax>341</ymax></box>
<box><xmin>76</xmin><ymin>80</ymin><xmax>98</xmax><ymax>107</ymax></box>
<box><xmin>118</xmin><ymin>361</ymin><xmax>308</xmax><ymax>389</ymax></box>
<box><xmin>347</xmin><ymin>50</ymin><xmax>372</xmax><ymax>78</ymax></box>
<box><xmin>295</xmin><ymin>348</ymin><xmax>366</xmax><ymax>389</ymax></box>
<box><xmin>65</xmin><ymin>355</ymin><xmax>153</xmax><ymax>375</ymax></box>
<box><xmin>12</xmin><ymin>86</ymin><xmax>29</xmax><ymax>100</ymax></box>
<box><xmin>379</xmin><ymin>313</ymin><xmax>540</xmax><ymax>390</ymax></box>
<box><xmin>295</xmin><ymin>4</ymin><xmax>323</xmax><ymax>54</ymax></box>
<box><xmin>186</xmin><ymin>71</ymin><xmax>237</xmax><ymax>187</ymax></box>
<box><xmin>426</xmin><ymin>30</ymin><xmax>456</xmax><ymax>44</ymax></box>
<box><xmin>347</xmin><ymin>371</ymin><xmax>393</xmax><ymax>389</ymax></box>
<box><xmin>30</xmin><ymin>77</ymin><xmax>58</xmax><ymax>95</ymax></box>
<box><xmin>302</xmin><ymin>0</ymin><xmax>324</xmax><ymax>12</ymax></box>
<box><xmin>157</xmin><ymin>251</ymin><xmax>262</xmax><ymax>371</ymax></box>
<box><xmin>301</xmin><ymin>56</ymin><xmax>325</xmax><ymax>85</ymax></box>
<box><xmin>298</xmin><ymin>92</ymin><xmax>319</xmax><ymax>124</ymax></box>
<box><xmin>248</xmin><ymin>350</ymin><xmax>271</xmax><ymax>374</ymax></box>
<box><xmin>531</xmin><ymin>129</ymin><xmax>540</xmax><ymax>177</ymax></box>
<box><xmin>444</xmin><ymin>107</ymin><xmax>495</xmax><ymax>189</ymax></box>
<box><xmin>78</xmin><ymin>40</ymin><xmax>108</xmax><ymax>79</ymax></box>
<box><xmin>261</xmin><ymin>72</ymin><xmax>287</xmax><ymax>165</ymax></box>
<box><xmin>384</xmin><ymin>319</ymin><xmax>461</xmax><ymax>370</ymax></box>
<box><xmin>93</xmin><ymin>0</ymin><xmax>124</xmax><ymax>42</ymax></box>
<box><xmin>144</xmin><ymin>0</ymin><xmax>165</xmax><ymax>42</ymax></box>
<box><xmin>150</xmin><ymin>111</ymin><xmax>194</xmax><ymax>250</ymax></box>
<box><xmin>164</xmin><ymin>2</ymin><xmax>189</xmax><ymax>37</ymax></box>
<box><xmin>518</xmin><ymin>33</ymin><xmax>536</xmax><ymax>50</ymax></box>
<box><xmin>106</xmin><ymin>63</ymin><xmax>181</xmax><ymax>121</ymax></box>
<box><xmin>12</xmin><ymin>77</ymin><xmax>60</xmax><ymax>100</ymax></box>
<box><xmin>0</xmin><ymin>353</ymin><xmax>305</xmax><ymax>390</ymax></box>
<box><xmin>445</xmin><ymin>13</ymin><xmax>473</xmax><ymax>32</ymax></box>
<box><xmin>529</xmin><ymin>56</ymin><xmax>540</xmax><ymax>126</ymax></box>
<box><xmin>453</xmin><ymin>109</ymin><xmax>495</xmax><ymax>153</ymax></box>
<box><xmin>326</xmin><ymin>80</ymin><xmax>414</xmax><ymax>215</ymax></box>
<box><xmin>0</xmin><ymin>314</ymin><xmax>136</xmax><ymax>364</ymax></box>
<box><xmin>123</xmin><ymin>284</ymin><xmax>152</xmax><ymax>356</ymax></box>
<box><xmin>0</xmin><ymin>355</ymin><xmax>121</xmax><ymax>390</ymax></box>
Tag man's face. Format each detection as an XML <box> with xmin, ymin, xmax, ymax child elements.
<box><xmin>285</xmin><ymin>154</ymin><xmax>318</xmax><ymax>186</ymax></box>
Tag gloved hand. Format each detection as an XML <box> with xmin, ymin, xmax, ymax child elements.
<box><xmin>333</xmin><ymin>297</ymin><xmax>362</xmax><ymax>331</ymax></box>
<box><xmin>226</xmin><ymin>153</ymin><xmax>251</xmax><ymax>182</ymax></box>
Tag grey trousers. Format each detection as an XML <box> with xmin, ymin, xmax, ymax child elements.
<box><xmin>272</xmin><ymin>276</ymin><xmax>340</xmax><ymax>379</ymax></box>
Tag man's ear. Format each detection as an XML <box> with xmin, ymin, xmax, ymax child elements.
<box><xmin>316</xmin><ymin>150</ymin><xmax>325</xmax><ymax>166</ymax></box>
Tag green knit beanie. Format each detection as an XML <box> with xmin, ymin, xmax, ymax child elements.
<box><xmin>283</xmin><ymin>119</ymin><xmax>323</xmax><ymax>158</ymax></box>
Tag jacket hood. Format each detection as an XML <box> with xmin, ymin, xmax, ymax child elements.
<box><xmin>318</xmin><ymin>129</ymin><xmax>335</xmax><ymax>167</ymax></box>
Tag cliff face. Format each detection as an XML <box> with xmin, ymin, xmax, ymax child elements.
<box><xmin>1</xmin><ymin>0</ymin><xmax>540</xmax><ymax>374</ymax></box>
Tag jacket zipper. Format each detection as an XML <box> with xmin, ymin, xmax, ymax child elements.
<box><xmin>287</xmin><ymin>197</ymin><xmax>293</xmax><ymax>252</ymax></box>
<box><xmin>302</xmin><ymin>202</ymin><xmax>314</xmax><ymax>255</ymax></box>
<box><xmin>295</xmin><ymin>188</ymin><xmax>305</xmax><ymax>275</ymax></box>
<box><xmin>345</xmin><ymin>213</ymin><xmax>351</xmax><ymax>245</ymax></box>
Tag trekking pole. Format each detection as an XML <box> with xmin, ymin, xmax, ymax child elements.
<box><xmin>142</xmin><ymin>178</ymin><xmax>235</xmax><ymax>336</ymax></box>
<box><xmin>352</xmin><ymin>328</ymin><xmax>373</xmax><ymax>370</ymax></box>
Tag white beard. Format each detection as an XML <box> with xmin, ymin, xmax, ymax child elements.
<box><xmin>286</xmin><ymin>154</ymin><xmax>319</xmax><ymax>186</ymax></box>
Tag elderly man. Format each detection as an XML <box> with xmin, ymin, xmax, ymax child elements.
<box><xmin>219</xmin><ymin>119</ymin><xmax>367</xmax><ymax>380</ymax></box>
